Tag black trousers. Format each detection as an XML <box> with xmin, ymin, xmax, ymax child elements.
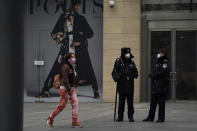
<box><xmin>118</xmin><ymin>92</ymin><xmax>134</xmax><ymax>120</ymax></box>
<box><xmin>147</xmin><ymin>93</ymin><xmax>166</xmax><ymax>121</ymax></box>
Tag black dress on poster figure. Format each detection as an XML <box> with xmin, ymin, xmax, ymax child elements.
<box><xmin>73</xmin><ymin>12</ymin><xmax>100</xmax><ymax>98</ymax></box>
<box><xmin>38</xmin><ymin>11</ymin><xmax>100</xmax><ymax>99</ymax></box>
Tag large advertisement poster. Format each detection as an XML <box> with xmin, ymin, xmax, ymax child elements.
<box><xmin>24</xmin><ymin>0</ymin><xmax>103</xmax><ymax>102</ymax></box>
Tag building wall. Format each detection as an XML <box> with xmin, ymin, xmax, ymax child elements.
<box><xmin>103</xmin><ymin>0</ymin><xmax>141</xmax><ymax>102</ymax></box>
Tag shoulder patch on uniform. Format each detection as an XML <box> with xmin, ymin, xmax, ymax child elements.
<box><xmin>129</xmin><ymin>64</ymin><xmax>134</xmax><ymax>67</ymax></box>
<box><xmin>164</xmin><ymin>59</ymin><xmax>168</xmax><ymax>62</ymax></box>
<box><xmin>162</xmin><ymin>63</ymin><xmax>168</xmax><ymax>68</ymax></box>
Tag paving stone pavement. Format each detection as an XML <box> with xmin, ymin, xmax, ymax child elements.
<box><xmin>24</xmin><ymin>102</ymin><xmax>197</xmax><ymax>131</ymax></box>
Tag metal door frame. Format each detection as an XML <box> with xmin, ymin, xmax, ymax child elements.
<box><xmin>175</xmin><ymin>29</ymin><xmax>197</xmax><ymax>101</ymax></box>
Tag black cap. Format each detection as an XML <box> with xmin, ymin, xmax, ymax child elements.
<box><xmin>121</xmin><ymin>47</ymin><xmax>134</xmax><ymax>58</ymax></box>
<box><xmin>158</xmin><ymin>49</ymin><xmax>168</xmax><ymax>56</ymax></box>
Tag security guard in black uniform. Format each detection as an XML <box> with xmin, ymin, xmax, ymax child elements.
<box><xmin>112</xmin><ymin>48</ymin><xmax>138</xmax><ymax>122</ymax></box>
<box><xmin>143</xmin><ymin>50</ymin><xmax>170</xmax><ymax>123</ymax></box>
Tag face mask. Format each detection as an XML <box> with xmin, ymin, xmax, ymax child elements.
<box><xmin>71</xmin><ymin>58</ymin><xmax>76</xmax><ymax>64</ymax></box>
<box><xmin>157</xmin><ymin>54</ymin><xmax>161</xmax><ymax>59</ymax></box>
<box><xmin>125</xmin><ymin>53</ymin><xmax>130</xmax><ymax>59</ymax></box>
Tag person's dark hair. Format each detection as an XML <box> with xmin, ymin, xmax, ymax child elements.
<box><xmin>71</xmin><ymin>0</ymin><xmax>81</xmax><ymax>8</ymax></box>
<box><xmin>63</xmin><ymin>52</ymin><xmax>75</xmax><ymax>64</ymax></box>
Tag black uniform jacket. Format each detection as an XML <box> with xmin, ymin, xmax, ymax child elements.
<box><xmin>151</xmin><ymin>57</ymin><xmax>170</xmax><ymax>94</ymax></box>
<box><xmin>113</xmin><ymin>58</ymin><xmax>138</xmax><ymax>93</ymax></box>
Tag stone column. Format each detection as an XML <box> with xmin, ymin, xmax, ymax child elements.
<box><xmin>103</xmin><ymin>0</ymin><xmax>141</xmax><ymax>102</ymax></box>
<box><xmin>0</xmin><ymin>0</ymin><xmax>24</xmax><ymax>131</ymax></box>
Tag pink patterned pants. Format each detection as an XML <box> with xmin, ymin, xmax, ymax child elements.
<box><xmin>49</xmin><ymin>88</ymin><xmax>78</xmax><ymax>122</ymax></box>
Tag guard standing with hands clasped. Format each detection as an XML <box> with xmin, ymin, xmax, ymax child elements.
<box><xmin>143</xmin><ymin>50</ymin><xmax>170</xmax><ymax>123</ymax></box>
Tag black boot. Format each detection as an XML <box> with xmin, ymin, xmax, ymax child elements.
<box><xmin>129</xmin><ymin>118</ymin><xmax>135</xmax><ymax>122</ymax></box>
<box><xmin>37</xmin><ymin>90</ymin><xmax>51</xmax><ymax>98</ymax></box>
<box><xmin>94</xmin><ymin>90</ymin><xmax>100</xmax><ymax>99</ymax></box>
<box><xmin>116</xmin><ymin>114</ymin><xmax>123</xmax><ymax>122</ymax></box>
<box><xmin>142</xmin><ymin>118</ymin><xmax>154</xmax><ymax>122</ymax></box>
<box><xmin>156</xmin><ymin>119</ymin><xmax>164</xmax><ymax>123</ymax></box>
<box><xmin>116</xmin><ymin>118</ymin><xmax>123</xmax><ymax>122</ymax></box>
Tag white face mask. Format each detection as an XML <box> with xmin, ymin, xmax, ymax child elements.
<box><xmin>157</xmin><ymin>54</ymin><xmax>161</xmax><ymax>59</ymax></box>
<box><xmin>125</xmin><ymin>53</ymin><xmax>130</xmax><ymax>59</ymax></box>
